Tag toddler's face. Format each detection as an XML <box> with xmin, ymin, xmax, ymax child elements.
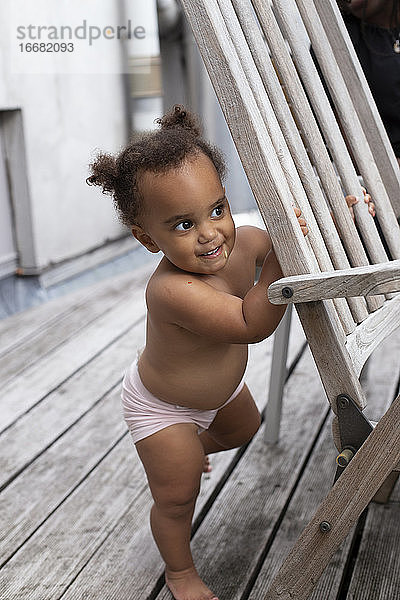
<box><xmin>132</xmin><ymin>152</ymin><xmax>235</xmax><ymax>275</ymax></box>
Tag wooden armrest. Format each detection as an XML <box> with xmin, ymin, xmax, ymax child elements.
<box><xmin>268</xmin><ymin>259</ymin><xmax>400</xmax><ymax>304</ymax></box>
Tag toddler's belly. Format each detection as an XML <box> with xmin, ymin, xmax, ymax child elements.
<box><xmin>138</xmin><ymin>345</ymin><xmax>248</xmax><ymax>409</ymax></box>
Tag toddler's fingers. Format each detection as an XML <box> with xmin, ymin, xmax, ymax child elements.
<box><xmin>363</xmin><ymin>194</ymin><xmax>376</xmax><ymax>216</ymax></box>
<box><xmin>345</xmin><ymin>194</ymin><xmax>358</xmax><ymax>208</ymax></box>
<box><xmin>363</xmin><ymin>192</ymin><xmax>371</xmax><ymax>203</ymax></box>
<box><xmin>293</xmin><ymin>206</ymin><xmax>301</xmax><ymax>217</ymax></box>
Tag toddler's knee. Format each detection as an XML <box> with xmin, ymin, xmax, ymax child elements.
<box><xmin>154</xmin><ymin>487</ymin><xmax>200</xmax><ymax>519</ymax></box>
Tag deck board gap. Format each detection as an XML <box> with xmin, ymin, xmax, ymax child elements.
<box><xmin>336</xmin><ymin>509</ymin><xmax>369</xmax><ymax>600</ymax></box>
<box><xmin>240</xmin><ymin>406</ymin><xmax>331</xmax><ymax>600</ymax></box>
<box><xmin>191</xmin><ymin>444</ymin><xmax>252</xmax><ymax>538</ymax></box>
<box><xmin>284</xmin><ymin>340</ymin><xmax>308</xmax><ymax>385</ymax></box>
<box><xmin>1</xmin><ymin>301</ymin><xmax>134</xmax><ymax>388</ymax></box>
<box><xmin>0</xmin><ymin>429</ymin><xmax>130</xmax><ymax>571</ymax></box>
<box><xmin>0</xmin><ymin>316</ymin><xmax>144</xmax><ymax>437</ymax></box>
<box><xmin>56</xmin><ymin>487</ymin><xmax>143</xmax><ymax>600</ymax></box>
<box><xmin>0</xmin><ymin>379</ymin><xmax>124</xmax><ymax>493</ymax></box>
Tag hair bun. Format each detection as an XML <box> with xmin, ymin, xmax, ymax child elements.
<box><xmin>156</xmin><ymin>104</ymin><xmax>201</xmax><ymax>137</ymax></box>
<box><xmin>86</xmin><ymin>153</ymin><xmax>119</xmax><ymax>194</ymax></box>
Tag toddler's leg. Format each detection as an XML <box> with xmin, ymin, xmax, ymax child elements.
<box><xmin>136</xmin><ymin>423</ymin><xmax>219</xmax><ymax>600</ymax></box>
<box><xmin>205</xmin><ymin>384</ymin><xmax>261</xmax><ymax>451</ymax></box>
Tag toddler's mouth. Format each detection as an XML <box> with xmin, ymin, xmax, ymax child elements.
<box><xmin>200</xmin><ymin>245</ymin><xmax>222</xmax><ymax>257</ymax></box>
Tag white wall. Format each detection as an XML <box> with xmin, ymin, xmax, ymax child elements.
<box><xmin>0</xmin><ymin>0</ymin><xmax>156</xmax><ymax>273</ymax></box>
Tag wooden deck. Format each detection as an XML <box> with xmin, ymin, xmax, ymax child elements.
<box><xmin>0</xmin><ymin>260</ymin><xmax>399</xmax><ymax>600</ymax></box>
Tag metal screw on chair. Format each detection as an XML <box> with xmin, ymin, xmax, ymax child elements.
<box><xmin>337</xmin><ymin>395</ymin><xmax>350</xmax><ymax>410</ymax></box>
<box><xmin>319</xmin><ymin>521</ymin><xmax>332</xmax><ymax>533</ymax></box>
<box><xmin>282</xmin><ymin>286</ymin><xmax>293</xmax><ymax>299</ymax></box>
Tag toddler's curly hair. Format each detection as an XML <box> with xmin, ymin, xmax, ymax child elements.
<box><xmin>87</xmin><ymin>105</ymin><xmax>226</xmax><ymax>227</ymax></box>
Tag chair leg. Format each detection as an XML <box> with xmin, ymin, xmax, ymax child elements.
<box><xmin>264</xmin><ymin>395</ymin><xmax>400</xmax><ymax>600</ymax></box>
<box><xmin>264</xmin><ymin>304</ymin><xmax>292</xmax><ymax>444</ymax></box>
<box><xmin>373</xmin><ymin>471</ymin><xmax>399</xmax><ymax>504</ymax></box>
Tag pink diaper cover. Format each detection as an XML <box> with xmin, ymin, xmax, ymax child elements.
<box><xmin>121</xmin><ymin>361</ymin><xmax>245</xmax><ymax>444</ymax></box>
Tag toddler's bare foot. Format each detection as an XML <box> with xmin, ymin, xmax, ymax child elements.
<box><xmin>203</xmin><ymin>456</ymin><xmax>212</xmax><ymax>473</ymax></box>
<box><xmin>165</xmin><ymin>566</ymin><xmax>219</xmax><ymax>600</ymax></box>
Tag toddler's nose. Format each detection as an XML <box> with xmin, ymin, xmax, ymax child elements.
<box><xmin>198</xmin><ymin>223</ymin><xmax>217</xmax><ymax>244</ymax></box>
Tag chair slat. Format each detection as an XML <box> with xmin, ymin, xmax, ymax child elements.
<box><xmin>219</xmin><ymin>0</ymin><xmax>355</xmax><ymax>332</ymax></box>
<box><xmin>252</xmin><ymin>0</ymin><xmax>385</xmax><ymax>314</ymax></box>
<box><xmin>294</xmin><ymin>0</ymin><xmax>400</xmax><ymax>260</ymax></box>
<box><xmin>314</xmin><ymin>0</ymin><xmax>400</xmax><ymax>220</ymax></box>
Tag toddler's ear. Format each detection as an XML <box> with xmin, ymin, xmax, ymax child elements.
<box><xmin>131</xmin><ymin>225</ymin><xmax>160</xmax><ymax>253</ymax></box>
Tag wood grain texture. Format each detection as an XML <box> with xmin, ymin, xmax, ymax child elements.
<box><xmin>264</xmin><ymin>394</ymin><xmax>400</xmax><ymax>600</ymax></box>
<box><xmin>346</xmin><ymin>294</ymin><xmax>400</xmax><ymax>376</ymax></box>
<box><xmin>250</xmin><ymin>323</ymin><xmax>400</xmax><ymax>599</ymax></box>
<box><xmin>293</xmin><ymin>0</ymin><xmax>400</xmax><ymax>261</ymax></box>
<box><xmin>267</xmin><ymin>260</ymin><xmax>400</xmax><ymax>304</ymax></box>
<box><xmin>347</xmin><ymin>485</ymin><xmax>400</xmax><ymax>599</ymax></box>
<box><xmin>314</xmin><ymin>0</ymin><xmax>400</xmax><ymax>219</ymax></box>
<box><xmin>228</xmin><ymin>0</ymin><xmax>359</xmax><ymax>330</ymax></box>
<box><xmin>0</xmin><ymin>290</ymin><xmax>146</xmax><ymax>432</ymax></box>
<box><xmin>259</xmin><ymin>0</ymin><xmax>389</xmax><ymax>300</ymax></box>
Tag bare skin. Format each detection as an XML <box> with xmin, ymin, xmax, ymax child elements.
<box><xmin>131</xmin><ymin>152</ymin><xmax>307</xmax><ymax>600</ymax></box>
<box><xmin>338</xmin><ymin>0</ymin><xmax>400</xmax><ymax>27</ymax></box>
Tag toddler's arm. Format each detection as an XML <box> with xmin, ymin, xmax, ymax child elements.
<box><xmin>148</xmin><ymin>209</ymin><xmax>307</xmax><ymax>345</ymax></box>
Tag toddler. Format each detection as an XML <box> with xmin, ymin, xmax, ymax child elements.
<box><xmin>87</xmin><ymin>105</ymin><xmax>307</xmax><ymax>600</ymax></box>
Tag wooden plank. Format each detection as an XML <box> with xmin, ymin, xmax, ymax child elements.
<box><xmin>14</xmin><ymin>328</ymin><xmax>304</xmax><ymax>600</ymax></box>
<box><xmin>0</xmin><ymin>262</ymin><xmax>154</xmax><ymax>357</ymax></box>
<box><xmin>0</xmin><ymin>328</ymin><xmax>282</xmax><ymax>550</ymax></box>
<box><xmin>264</xmin><ymin>394</ymin><xmax>400</xmax><ymax>600</ymax></box>
<box><xmin>0</xmin><ymin>289</ymin><xmax>147</xmax><ymax>432</ymax></box>
<box><xmin>0</xmin><ymin>435</ymin><xmax>149</xmax><ymax>600</ymax></box>
<box><xmin>314</xmin><ymin>0</ymin><xmax>400</xmax><ymax>219</ymax></box>
<box><xmin>0</xmin><ymin>267</ymin><xmax>152</xmax><ymax>386</ymax></box>
<box><xmin>346</xmin><ymin>294</ymin><xmax>400</xmax><ymax>377</ymax></box>
<box><xmin>220</xmin><ymin>0</ymin><xmax>356</xmax><ymax>333</ymax></box>
<box><xmin>296</xmin><ymin>0</ymin><xmax>400</xmax><ymax>262</ymax></box>
<box><xmin>249</xmin><ymin>324</ymin><xmax>400</xmax><ymax>599</ymax></box>
<box><xmin>267</xmin><ymin>259</ymin><xmax>400</xmax><ymax>304</ymax></box>
<box><xmin>249</xmin><ymin>415</ymin><xmax>352</xmax><ymax>600</ymax></box>
<box><xmin>0</xmin><ymin>317</ymin><xmax>145</xmax><ymax>491</ymax></box>
<box><xmin>346</xmin><ymin>484</ymin><xmax>400</xmax><ymax>599</ymax></box>
<box><xmin>362</xmin><ymin>327</ymin><xmax>400</xmax><ymax>423</ymax></box>
<box><xmin>290</xmin><ymin>0</ymin><xmax>400</xmax><ymax>261</ymax></box>
<box><xmin>253</xmin><ymin>0</ymin><xmax>387</xmax><ymax>299</ymax></box>
<box><xmin>0</xmin><ymin>385</ymin><xmax>127</xmax><ymax>565</ymax></box>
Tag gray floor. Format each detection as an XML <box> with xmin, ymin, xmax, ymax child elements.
<box><xmin>0</xmin><ymin>262</ymin><xmax>398</xmax><ymax>600</ymax></box>
<box><xmin>0</xmin><ymin>243</ymin><xmax>156</xmax><ymax>320</ymax></box>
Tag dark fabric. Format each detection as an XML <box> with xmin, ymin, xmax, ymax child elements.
<box><xmin>344</xmin><ymin>14</ymin><xmax>400</xmax><ymax>157</ymax></box>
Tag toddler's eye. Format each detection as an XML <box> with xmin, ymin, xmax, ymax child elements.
<box><xmin>211</xmin><ymin>205</ymin><xmax>224</xmax><ymax>218</ymax></box>
<box><xmin>175</xmin><ymin>220</ymin><xmax>193</xmax><ymax>231</ymax></box>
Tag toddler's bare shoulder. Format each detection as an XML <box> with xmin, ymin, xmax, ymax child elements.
<box><xmin>235</xmin><ymin>225</ymin><xmax>271</xmax><ymax>261</ymax></box>
<box><xmin>146</xmin><ymin>270</ymin><xmax>207</xmax><ymax>307</ymax></box>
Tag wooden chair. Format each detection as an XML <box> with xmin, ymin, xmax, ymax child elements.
<box><xmin>178</xmin><ymin>0</ymin><xmax>400</xmax><ymax>597</ymax></box>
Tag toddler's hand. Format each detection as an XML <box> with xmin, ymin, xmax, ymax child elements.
<box><xmin>294</xmin><ymin>206</ymin><xmax>308</xmax><ymax>236</ymax></box>
<box><xmin>345</xmin><ymin>187</ymin><xmax>376</xmax><ymax>221</ymax></box>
